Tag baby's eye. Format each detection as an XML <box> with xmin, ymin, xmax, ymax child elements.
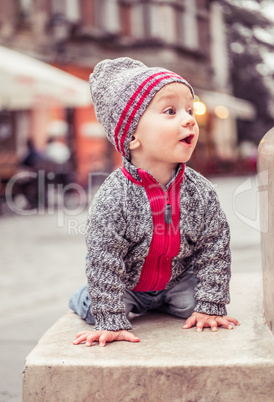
<box><xmin>187</xmin><ymin>108</ymin><xmax>194</xmax><ymax>116</ymax></box>
<box><xmin>164</xmin><ymin>107</ymin><xmax>176</xmax><ymax>115</ymax></box>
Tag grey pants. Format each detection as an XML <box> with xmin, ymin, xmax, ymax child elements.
<box><xmin>69</xmin><ymin>269</ymin><xmax>198</xmax><ymax>325</ymax></box>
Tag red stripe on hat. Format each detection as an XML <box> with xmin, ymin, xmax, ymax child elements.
<box><xmin>115</xmin><ymin>72</ymin><xmax>183</xmax><ymax>155</ymax></box>
<box><xmin>120</xmin><ymin>73</ymin><xmax>182</xmax><ymax>156</ymax></box>
<box><xmin>114</xmin><ymin>72</ymin><xmax>167</xmax><ymax>153</ymax></box>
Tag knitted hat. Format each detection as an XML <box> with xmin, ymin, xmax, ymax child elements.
<box><xmin>89</xmin><ymin>57</ymin><xmax>194</xmax><ymax>160</ymax></box>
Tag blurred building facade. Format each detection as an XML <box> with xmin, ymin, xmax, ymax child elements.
<box><xmin>0</xmin><ymin>0</ymin><xmax>256</xmax><ymax>187</ymax></box>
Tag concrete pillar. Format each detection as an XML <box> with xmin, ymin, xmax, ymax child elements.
<box><xmin>258</xmin><ymin>127</ymin><xmax>274</xmax><ymax>335</ymax></box>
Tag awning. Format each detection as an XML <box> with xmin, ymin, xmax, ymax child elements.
<box><xmin>0</xmin><ymin>46</ymin><xmax>92</xmax><ymax>109</ymax></box>
<box><xmin>197</xmin><ymin>89</ymin><xmax>256</xmax><ymax>120</ymax></box>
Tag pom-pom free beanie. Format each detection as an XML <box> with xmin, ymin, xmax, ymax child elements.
<box><xmin>89</xmin><ymin>57</ymin><xmax>194</xmax><ymax>160</ymax></box>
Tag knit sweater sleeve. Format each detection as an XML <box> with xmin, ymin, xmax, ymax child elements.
<box><xmin>85</xmin><ymin>174</ymin><xmax>132</xmax><ymax>331</ymax></box>
<box><xmin>193</xmin><ymin>180</ymin><xmax>231</xmax><ymax>316</ymax></box>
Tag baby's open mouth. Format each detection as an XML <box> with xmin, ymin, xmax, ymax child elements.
<box><xmin>180</xmin><ymin>134</ymin><xmax>194</xmax><ymax>145</ymax></box>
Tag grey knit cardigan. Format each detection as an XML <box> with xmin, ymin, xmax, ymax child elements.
<box><xmin>85</xmin><ymin>158</ymin><xmax>231</xmax><ymax>331</ymax></box>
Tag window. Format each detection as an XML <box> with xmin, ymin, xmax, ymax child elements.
<box><xmin>51</xmin><ymin>0</ymin><xmax>80</xmax><ymax>23</ymax></box>
<box><xmin>130</xmin><ymin>2</ymin><xmax>146</xmax><ymax>39</ymax></box>
<box><xmin>17</xmin><ymin>0</ymin><xmax>34</xmax><ymax>25</ymax></box>
<box><xmin>78</xmin><ymin>0</ymin><xmax>203</xmax><ymax>49</ymax></box>
<box><xmin>182</xmin><ymin>0</ymin><xmax>199</xmax><ymax>48</ymax></box>
<box><xmin>125</xmin><ymin>1</ymin><xmax>177</xmax><ymax>42</ymax></box>
<box><xmin>102</xmin><ymin>0</ymin><xmax>120</xmax><ymax>35</ymax></box>
<box><xmin>49</xmin><ymin>0</ymin><xmax>80</xmax><ymax>42</ymax></box>
<box><xmin>119</xmin><ymin>2</ymin><xmax>131</xmax><ymax>37</ymax></box>
<box><xmin>80</xmin><ymin>0</ymin><xmax>119</xmax><ymax>36</ymax></box>
<box><xmin>150</xmin><ymin>4</ymin><xmax>177</xmax><ymax>43</ymax></box>
<box><xmin>119</xmin><ymin>0</ymin><xmax>200</xmax><ymax>50</ymax></box>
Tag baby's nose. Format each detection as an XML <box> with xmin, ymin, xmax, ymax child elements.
<box><xmin>181</xmin><ymin>112</ymin><xmax>195</xmax><ymax>127</ymax></box>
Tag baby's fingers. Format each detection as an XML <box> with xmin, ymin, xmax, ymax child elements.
<box><xmin>98</xmin><ymin>332</ymin><xmax>114</xmax><ymax>347</ymax></box>
<box><xmin>73</xmin><ymin>331</ymin><xmax>97</xmax><ymax>346</ymax></box>
<box><xmin>205</xmin><ymin>317</ymin><xmax>219</xmax><ymax>332</ymax></box>
<box><xmin>73</xmin><ymin>334</ymin><xmax>90</xmax><ymax>345</ymax></box>
<box><xmin>74</xmin><ymin>331</ymin><xmax>91</xmax><ymax>339</ymax></box>
<box><xmin>216</xmin><ymin>316</ymin><xmax>240</xmax><ymax>329</ymax></box>
<box><xmin>225</xmin><ymin>316</ymin><xmax>240</xmax><ymax>326</ymax></box>
<box><xmin>116</xmin><ymin>330</ymin><xmax>140</xmax><ymax>343</ymax></box>
<box><xmin>183</xmin><ymin>315</ymin><xmax>197</xmax><ymax>329</ymax></box>
<box><xmin>195</xmin><ymin>319</ymin><xmax>207</xmax><ymax>332</ymax></box>
<box><xmin>98</xmin><ymin>330</ymin><xmax>140</xmax><ymax>347</ymax></box>
<box><xmin>215</xmin><ymin>316</ymin><xmax>234</xmax><ymax>330</ymax></box>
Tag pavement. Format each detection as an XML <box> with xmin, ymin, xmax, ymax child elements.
<box><xmin>0</xmin><ymin>174</ymin><xmax>264</xmax><ymax>402</ymax></box>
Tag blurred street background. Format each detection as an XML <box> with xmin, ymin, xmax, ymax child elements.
<box><xmin>0</xmin><ymin>0</ymin><xmax>273</xmax><ymax>401</ymax></box>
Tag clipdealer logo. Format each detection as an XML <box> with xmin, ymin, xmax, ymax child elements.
<box><xmin>3</xmin><ymin>169</ymin><xmax>269</xmax><ymax>234</ymax></box>
<box><xmin>4</xmin><ymin>170</ymin><xmax>109</xmax><ymax>231</ymax></box>
<box><xmin>232</xmin><ymin>170</ymin><xmax>268</xmax><ymax>234</ymax></box>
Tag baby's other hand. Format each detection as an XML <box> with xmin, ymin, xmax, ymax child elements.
<box><xmin>183</xmin><ymin>312</ymin><xmax>240</xmax><ymax>332</ymax></box>
<box><xmin>73</xmin><ymin>329</ymin><xmax>140</xmax><ymax>347</ymax></box>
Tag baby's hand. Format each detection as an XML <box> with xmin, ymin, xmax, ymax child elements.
<box><xmin>183</xmin><ymin>312</ymin><xmax>240</xmax><ymax>332</ymax></box>
<box><xmin>73</xmin><ymin>329</ymin><xmax>140</xmax><ymax>347</ymax></box>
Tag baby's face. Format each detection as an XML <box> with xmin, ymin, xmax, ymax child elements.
<box><xmin>132</xmin><ymin>83</ymin><xmax>199</xmax><ymax>169</ymax></box>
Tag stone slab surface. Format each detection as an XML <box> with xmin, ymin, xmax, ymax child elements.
<box><xmin>23</xmin><ymin>272</ymin><xmax>274</xmax><ymax>402</ymax></box>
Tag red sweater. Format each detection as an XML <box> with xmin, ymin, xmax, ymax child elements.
<box><xmin>122</xmin><ymin>165</ymin><xmax>184</xmax><ymax>291</ymax></box>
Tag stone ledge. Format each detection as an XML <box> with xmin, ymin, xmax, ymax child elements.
<box><xmin>258</xmin><ymin>128</ymin><xmax>274</xmax><ymax>336</ymax></box>
<box><xmin>23</xmin><ymin>272</ymin><xmax>274</xmax><ymax>402</ymax></box>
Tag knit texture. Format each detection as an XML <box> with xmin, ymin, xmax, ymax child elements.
<box><xmin>89</xmin><ymin>57</ymin><xmax>194</xmax><ymax>160</ymax></box>
<box><xmin>85</xmin><ymin>159</ymin><xmax>231</xmax><ymax>331</ymax></box>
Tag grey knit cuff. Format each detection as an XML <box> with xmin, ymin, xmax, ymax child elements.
<box><xmin>93</xmin><ymin>312</ymin><xmax>132</xmax><ymax>331</ymax></box>
<box><xmin>194</xmin><ymin>301</ymin><xmax>227</xmax><ymax>316</ymax></box>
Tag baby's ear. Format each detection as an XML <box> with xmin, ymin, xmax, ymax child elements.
<box><xmin>129</xmin><ymin>135</ymin><xmax>141</xmax><ymax>150</ymax></box>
